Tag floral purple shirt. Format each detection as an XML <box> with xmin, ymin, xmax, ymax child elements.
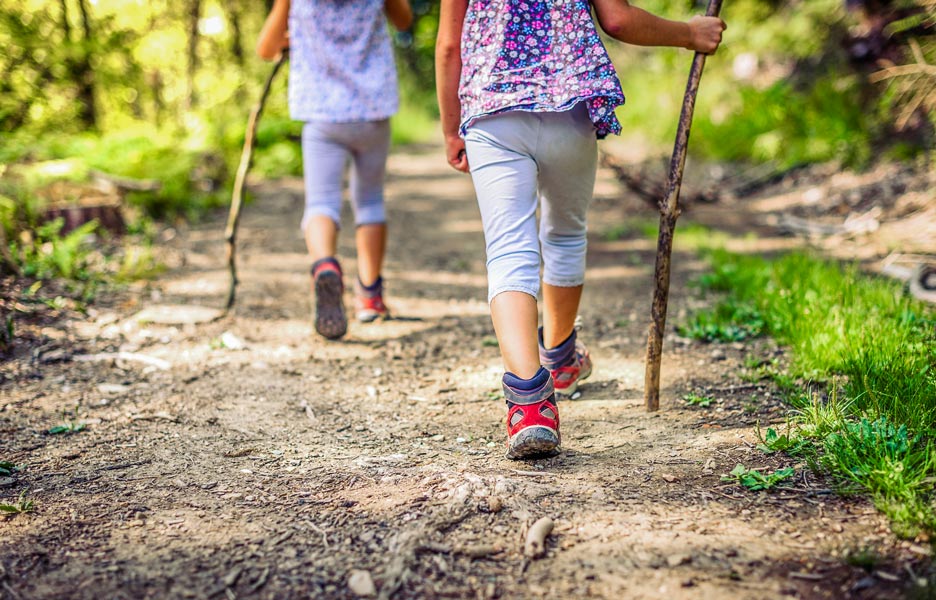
<box><xmin>459</xmin><ymin>0</ymin><xmax>625</xmax><ymax>137</ymax></box>
<box><xmin>288</xmin><ymin>0</ymin><xmax>398</xmax><ymax>123</ymax></box>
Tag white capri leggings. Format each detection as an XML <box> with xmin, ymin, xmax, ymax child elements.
<box><xmin>464</xmin><ymin>105</ymin><xmax>598</xmax><ymax>303</ymax></box>
<box><xmin>301</xmin><ymin>119</ymin><xmax>391</xmax><ymax>230</ymax></box>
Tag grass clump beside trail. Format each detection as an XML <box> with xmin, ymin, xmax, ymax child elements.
<box><xmin>682</xmin><ymin>250</ymin><xmax>936</xmax><ymax>538</ymax></box>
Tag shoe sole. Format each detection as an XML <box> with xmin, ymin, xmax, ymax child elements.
<box><xmin>314</xmin><ymin>271</ymin><xmax>347</xmax><ymax>339</ymax></box>
<box><xmin>506</xmin><ymin>426</ymin><xmax>560</xmax><ymax>460</ymax></box>
<box><xmin>356</xmin><ymin>309</ymin><xmax>389</xmax><ymax>323</ymax></box>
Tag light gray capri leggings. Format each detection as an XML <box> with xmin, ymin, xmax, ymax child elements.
<box><xmin>300</xmin><ymin>119</ymin><xmax>391</xmax><ymax>230</ymax></box>
<box><xmin>464</xmin><ymin>104</ymin><xmax>598</xmax><ymax>303</ymax></box>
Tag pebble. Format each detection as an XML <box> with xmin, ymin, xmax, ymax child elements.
<box><xmin>348</xmin><ymin>570</ymin><xmax>377</xmax><ymax>597</ymax></box>
<box><xmin>220</xmin><ymin>331</ymin><xmax>247</xmax><ymax>350</ymax></box>
<box><xmin>666</xmin><ymin>554</ymin><xmax>692</xmax><ymax>567</ymax></box>
<box><xmin>431</xmin><ymin>434</ymin><xmax>445</xmax><ymax>442</ymax></box>
<box><xmin>98</xmin><ymin>383</ymin><xmax>130</xmax><ymax>395</ymax></box>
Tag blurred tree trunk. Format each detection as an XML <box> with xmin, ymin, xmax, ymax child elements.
<box><xmin>75</xmin><ymin>0</ymin><xmax>98</xmax><ymax>129</ymax></box>
<box><xmin>59</xmin><ymin>0</ymin><xmax>98</xmax><ymax>129</ymax></box>
<box><xmin>227</xmin><ymin>3</ymin><xmax>245</xmax><ymax>68</ymax></box>
<box><xmin>226</xmin><ymin>2</ymin><xmax>247</xmax><ymax>103</ymax></box>
<box><xmin>185</xmin><ymin>0</ymin><xmax>201</xmax><ymax>111</ymax></box>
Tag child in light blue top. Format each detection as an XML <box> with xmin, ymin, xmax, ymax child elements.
<box><xmin>258</xmin><ymin>0</ymin><xmax>412</xmax><ymax>340</ymax></box>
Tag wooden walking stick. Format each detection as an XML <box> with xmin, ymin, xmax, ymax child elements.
<box><xmin>224</xmin><ymin>50</ymin><xmax>288</xmax><ymax>312</ymax></box>
<box><xmin>644</xmin><ymin>0</ymin><xmax>724</xmax><ymax>411</ymax></box>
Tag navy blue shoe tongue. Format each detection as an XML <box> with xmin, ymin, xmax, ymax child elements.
<box><xmin>358</xmin><ymin>275</ymin><xmax>383</xmax><ymax>296</ymax></box>
<box><xmin>503</xmin><ymin>366</ymin><xmax>550</xmax><ymax>391</ymax></box>
<box><xmin>540</xmin><ymin>328</ymin><xmax>575</xmax><ymax>368</ymax></box>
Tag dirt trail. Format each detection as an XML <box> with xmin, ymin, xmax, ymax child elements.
<box><xmin>0</xmin><ymin>146</ymin><xmax>926</xmax><ymax>599</ymax></box>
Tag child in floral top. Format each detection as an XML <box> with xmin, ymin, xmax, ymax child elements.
<box><xmin>436</xmin><ymin>0</ymin><xmax>725</xmax><ymax>459</ymax></box>
<box><xmin>257</xmin><ymin>0</ymin><xmax>412</xmax><ymax>339</ymax></box>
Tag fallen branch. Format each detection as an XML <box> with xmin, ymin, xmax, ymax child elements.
<box><xmin>524</xmin><ymin>516</ymin><xmax>554</xmax><ymax>559</ymax></box>
<box><xmin>600</xmin><ymin>152</ymin><xmax>716</xmax><ymax>209</ymax></box>
<box><xmin>599</xmin><ymin>152</ymin><xmax>665</xmax><ymax>207</ymax></box>
<box><xmin>224</xmin><ymin>51</ymin><xmax>288</xmax><ymax>312</ymax></box>
<box><xmin>90</xmin><ymin>169</ymin><xmax>162</xmax><ymax>193</ymax></box>
<box><xmin>73</xmin><ymin>351</ymin><xmax>170</xmax><ymax>370</ymax></box>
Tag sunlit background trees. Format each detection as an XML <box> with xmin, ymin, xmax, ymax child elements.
<box><xmin>0</xmin><ymin>0</ymin><xmax>933</xmax><ymax>269</ymax></box>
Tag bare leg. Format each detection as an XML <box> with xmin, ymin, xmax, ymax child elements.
<box><xmin>490</xmin><ymin>291</ymin><xmax>540</xmax><ymax>379</ymax></box>
<box><xmin>355</xmin><ymin>223</ymin><xmax>386</xmax><ymax>286</ymax></box>
<box><xmin>542</xmin><ymin>283</ymin><xmax>583</xmax><ymax>349</ymax></box>
<box><xmin>304</xmin><ymin>215</ymin><xmax>339</xmax><ymax>261</ymax></box>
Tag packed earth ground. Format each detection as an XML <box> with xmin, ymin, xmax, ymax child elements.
<box><xmin>1</xmin><ymin>145</ymin><xmax>934</xmax><ymax>599</ymax></box>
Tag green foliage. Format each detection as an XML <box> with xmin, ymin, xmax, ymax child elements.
<box><xmin>844</xmin><ymin>547</ymin><xmax>882</xmax><ymax>571</ymax></box>
<box><xmin>13</xmin><ymin>219</ymin><xmax>99</xmax><ymax>281</ymax></box>
<box><xmin>683</xmin><ymin>393</ymin><xmax>714</xmax><ymax>408</ymax></box>
<box><xmin>0</xmin><ymin>461</ymin><xmax>18</xmax><ymax>477</ymax></box>
<box><xmin>678</xmin><ymin>301</ymin><xmax>765</xmax><ymax>342</ymax></box>
<box><xmin>693</xmin><ymin>76</ymin><xmax>879</xmax><ymax>168</ymax></box>
<box><xmin>688</xmin><ymin>250</ymin><xmax>936</xmax><ymax>428</ymax></box>
<box><xmin>687</xmin><ymin>250</ymin><xmax>936</xmax><ymax>536</ymax></box>
<box><xmin>756</xmin><ymin>424</ymin><xmax>807</xmax><ymax>455</ymax></box>
<box><xmin>723</xmin><ymin>464</ymin><xmax>796</xmax><ymax>491</ymax></box>
<box><xmin>0</xmin><ymin>490</ymin><xmax>35</xmax><ymax>516</ymax></box>
<box><xmin>822</xmin><ymin>417</ymin><xmax>936</xmax><ymax>537</ymax></box>
<box><xmin>611</xmin><ymin>0</ymin><xmax>928</xmax><ymax>166</ymax></box>
<box><xmin>47</xmin><ymin>421</ymin><xmax>86</xmax><ymax>435</ymax></box>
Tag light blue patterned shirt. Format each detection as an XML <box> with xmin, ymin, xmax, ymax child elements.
<box><xmin>288</xmin><ymin>0</ymin><xmax>399</xmax><ymax>122</ymax></box>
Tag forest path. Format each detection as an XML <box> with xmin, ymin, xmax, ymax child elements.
<box><xmin>0</xmin><ymin>145</ymin><xmax>916</xmax><ymax>600</ymax></box>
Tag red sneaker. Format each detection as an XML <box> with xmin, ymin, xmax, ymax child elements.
<box><xmin>354</xmin><ymin>277</ymin><xmax>390</xmax><ymax>323</ymax></box>
<box><xmin>312</xmin><ymin>258</ymin><xmax>347</xmax><ymax>340</ymax></box>
<box><xmin>504</xmin><ymin>371</ymin><xmax>560</xmax><ymax>460</ymax></box>
<box><xmin>540</xmin><ymin>328</ymin><xmax>592</xmax><ymax>398</ymax></box>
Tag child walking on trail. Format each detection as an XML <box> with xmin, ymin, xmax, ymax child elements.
<box><xmin>257</xmin><ymin>0</ymin><xmax>413</xmax><ymax>340</ymax></box>
<box><xmin>435</xmin><ymin>0</ymin><xmax>725</xmax><ymax>459</ymax></box>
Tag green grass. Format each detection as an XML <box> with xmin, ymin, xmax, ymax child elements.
<box><xmin>47</xmin><ymin>422</ymin><xmax>86</xmax><ymax>435</ymax></box>
<box><xmin>678</xmin><ymin>301</ymin><xmax>765</xmax><ymax>342</ymax></box>
<box><xmin>684</xmin><ymin>250</ymin><xmax>936</xmax><ymax>537</ymax></box>
<box><xmin>683</xmin><ymin>393</ymin><xmax>714</xmax><ymax>408</ymax></box>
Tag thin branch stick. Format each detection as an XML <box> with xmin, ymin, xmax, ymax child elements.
<box><xmin>644</xmin><ymin>0</ymin><xmax>723</xmax><ymax>412</ymax></box>
<box><xmin>524</xmin><ymin>517</ymin><xmax>554</xmax><ymax>558</ymax></box>
<box><xmin>224</xmin><ymin>51</ymin><xmax>288</xmax><ymax>312</ymax></box>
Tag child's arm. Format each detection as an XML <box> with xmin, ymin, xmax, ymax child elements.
<box><xmin>435</xmin><ymin>0</ymin><xmax>469</xmax><ymax>173</ymax></box>
<box><xmin>256</xmin><ymin>0</ymin><xmax>290</xmax><ymax>61</ymax></box>
<box><xmin>385</xmin><ymin>0</ymin><xmax>413</xmax><ymax>31</ymax></box>
<box><xmin>591</xmin><ymin>0</ymin><xmax>726</xmax><ymax>53</ymax></box>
